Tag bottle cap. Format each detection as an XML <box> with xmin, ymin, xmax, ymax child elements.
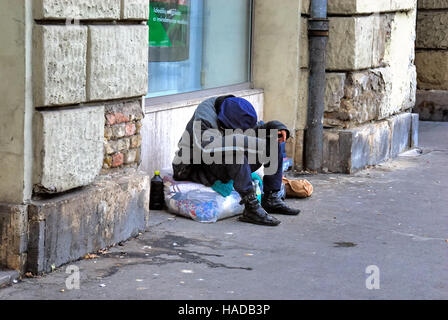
<box><xmin>155</xmin><ymin>171</ymin><xmax>160</xmax><ymax>176</ymax></box>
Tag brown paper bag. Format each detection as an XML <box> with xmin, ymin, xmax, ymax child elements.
<box><xmin>282</xmin><ymin>177</ymin><xmax>313</xmax><ymax>198</ymax></box>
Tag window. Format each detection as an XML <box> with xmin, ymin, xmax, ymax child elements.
<box><xmin>147</xmin><ymin>0</ymin><xmax>252</xmax><ymax>98</ymax></box>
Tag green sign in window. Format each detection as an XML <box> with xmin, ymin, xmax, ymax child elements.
<box><xmin>148</xmin><ymin>0</ymin><xmax>190</xmax><ymax>62</ymax></box>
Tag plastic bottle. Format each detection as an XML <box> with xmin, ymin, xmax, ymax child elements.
<box><xmin>150</xmin><ymin>171</ymin><xmax>165</xmax><ymax>210</ymax></box>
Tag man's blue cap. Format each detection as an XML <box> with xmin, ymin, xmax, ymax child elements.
<box><xmin>218</xmin><ymin>97</ymin><xmax>258</xmax><ymax>130</ymax></box>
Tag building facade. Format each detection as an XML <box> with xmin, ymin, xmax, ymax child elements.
<box><xmin>0</xmin><ymin>0</ymin><xmax>422</xmax><ymax>274</ymax></box>
<box><xmin>414</xmin><ymin>0</ymin><xmax>448</xmax><ymax>121</ymax></box>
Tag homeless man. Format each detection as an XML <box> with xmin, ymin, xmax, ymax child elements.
<box><xmin>172</xmin><ymin>95</ymin><xmax>301</xmax><ymax>226</ymax></box>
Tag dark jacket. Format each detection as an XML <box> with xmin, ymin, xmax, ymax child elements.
<box><xmin>172</xmin><ymin>95</ymin><xmax>289</xmax><ymax>186</ymax></box>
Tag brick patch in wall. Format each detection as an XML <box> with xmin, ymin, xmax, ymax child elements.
<box><xmin>102</xmin><ymin>100</ymin><xmax>144</xmax><ymax>171</ymax></box>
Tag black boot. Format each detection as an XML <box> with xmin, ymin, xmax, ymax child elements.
<box><xmin>261</xmin><ymin>191</ymin><xmax>301</xmax><ymax>216</ymax></box>
<box><xmin>239</xmin><ymin>192</ymin><xmax>281</xmax><ymax>226</ymax></box>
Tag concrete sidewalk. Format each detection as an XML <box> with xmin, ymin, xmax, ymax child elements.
<box><xmin>1</xmin><ymin>121</ymin><xmax>447</xmax><ymax>300</ymax></box>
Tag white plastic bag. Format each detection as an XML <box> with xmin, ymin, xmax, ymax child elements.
<box><xmin>163</xmin><ymin>175</ymin><xmax>244</xmax><ymax>223</ymax></box>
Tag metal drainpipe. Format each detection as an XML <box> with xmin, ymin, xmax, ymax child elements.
<box><xmin>304</xmin><ymin>0</ymin><xmax>329</xmax><ymax>172</ymax></box>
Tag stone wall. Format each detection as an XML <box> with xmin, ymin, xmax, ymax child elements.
<box><xmin>300</xmin><ymin>0</ymin><xmax>418</xmax><ymax>172</ymax></box>
<box><xmin>33</xmin><ymin>0</ymin><xmax>149</xmax><ymax>194</ymax></box>
<box><xmin>324</xmin><ymin>4</ymin><xmax>417</xmax><ymax>129</ymax></box>
<box><xmin>0</xmin><ymin>205</ymin><xmax>28</xmax><ymax>272</ymax></box>
<box><xmin>294</xmin><ymin>1</ymin><xmax>310</xmax><ymax>171</ymax></box>
<box><xmin>414</xmin><ymin>0</ymin><xmax>448</xmax><ymax>121</ymax></box>
<box><xmin>0</xmin><ymin>0</ymin><xmax>151</xmax><ymax>273</ymax></box>
<box><xmin>28</xmin><ymin>170</ymin><xmax>149</xmax><ymax>274</ymax></box>
<box><xmin>253</xmin><ymin>0</ymin><xmax>305</xmax><ymax>170</ymax></box>
<box><xmin>0</xmin><ymin>0</ymin><xmax>34</xmax><ymax>205</ymax></box>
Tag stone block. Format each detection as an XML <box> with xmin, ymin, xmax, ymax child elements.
<box><xmin>130</xmin><ymin>135</ymin><xmax>142</xmax><ymax>148</ymax></box>
<box><xmin>325</xmin><ymin>73</ymin><xmax>346</xmax><ymax>113</ymax></box>
<box><xmin>27</xmin><ymin>170</ymin><xmax>150</xmax><ymax>274</ymax></box>
<box><xmin>104</xmin><ymin>139</ymin><xmax>132</xmax><ymax>156</ymax></box>
<box><xmin>328</xmin><ymin>0</ymin><xmax>389</xmax><ymax>14</ymax></box>
<box><xmin>388</xmin><ymin>113</ymin><xmax>412</xmax><ymax>157</ymax></box>
<box><xmin>415</xmin><ymin>51</ymin><xmax>448</xmax><ymax>90</ymax></box>
<box><xmin>88</xmin><ymin>25</ymin><xmax>148</xmax><ymax>101</ymax></box>
<box><xmin>33</xmin><ymin>25</ymin><xmax>88</xmax><ymax>107</ymax></box>
<box><xmin>327</xmin><ymin>17</ymin><xmax>365</xmax><ymax>70</ymax></box>
<box><xmin>105</xmin><ymin>126</ymin><xmax>113</xmax><ymax>140</ymax></box>
<box><xmin>325</xmin><ymin>10</ymin><xmax>416</xmax><ymax>124</ymax></box>
<box><xmin>324</xmin><ymin>68</ymin><xmax>390</xmax><ymax>127</ymax></box>
<box><xmin>124</xmin><ymin>149</ymin><xmax>138</xmax><ymax>164</ymax></box>
<box><xmin>390</xmin><ymin>64</ymin><xmax>417</xmax><ymax>114</ymax></box>
<box><xmin>103</xmin><ymin>156</ymin><xmax>113</xmax><ymax>169</ymax></box>
<box><xmin>323</xmin><ymin>113</ymin><xmax>416</xmax><ymax>173</ymax></box>
<box><xmin>384</xmin><ymin>10</ymin><xmax>416</xmax><ymax>67</ymax></box>
<box><xmin>119</xmin><ymin>138</ymin><xmax>131</xmax><ymax>152</ymax></box>
<box><xmin>414</xmin><ymin>90</ymin><xmax>448</xmax><ymax>121</ymax></box>
<box><xmin>328</xmin><ymin>0</ymin><xmax>416</xmax><ymax>14</ymax></box>
<box><xmin>326</xmin><ymin>15</ymin><xmax>388</xmax><ymax>70</ymax></box>
<box><xmin>325</xmin><ymin>63</ymin><xmax>416</xmax><ymax>127</ymax></box>
<box><xmin>125</xmin><ymin>123</ymin><xmax>137</xmax><ymax>136</ymax></box>
<box><xmin>121</xmin><ymin>0</ymin><xmax>150</xmax><ymax>20</ymax></box>
<box><xmin>410</xmin><ymin>113</ymin><xmax>419</xmax><ymax>148</ymax></box>
<box><xmin>34</xmin><ymin>0</ymin><xmax>121</xmax><ymax>20</ymax></box>
<box><xmin>322</xmin><ymin>130</ymin><xmax>354</xmax><ymax>173</ymax></box>
<box><xmin>351</xmin><ymin>120</ymin><xmax>391</xmax><ymax>170</ymax></box>
<box><xmin>105</xmin><ymin>100</ymin><xmax>144</xmax><ymax>122</ymax></box>
<box><xmin>0</xmin><ymin>204</ymin><xmax>28</xmax><ymax>272</ymax></box>
<box><xmin>112</xmin><ymin>153</ymin><xmax>124</xmax><ymax>167</ymax></box>
<box><xmin>416</xmin><ymin>11</ymin><xmax>448</xmax><ymax>49</ymax></box>
<box><xmin>390</xmin><ymin>0</ymin><xmax>417</xmax><ymax>11</ymax></box>
<box><xmin>104</xmin><ymin>140</ymin><xmax>116</xmax><ymax>155</ymax></box>
<box><xmin>418</xmin><ymin>0</ymin><xmax>448</xmax><ymax>9</ymax></box>
<box><xmin>34</xmin><ymin>106</ymin><xmax>105</xmax><ymax>193</ymax></box>
<box><xmin>328</xmin><ymin>11</ymin><xmax>414</xmax><ymax>73</ymax></box>
<box><xmin>383</xmin><ymin>10</ymin><xmax>417</xmax><ymax>115</ymax></box>
<box><xmin>112</xmin><ymin>123</ymin><xmax>126</xmax><ymax>139</ymax></box>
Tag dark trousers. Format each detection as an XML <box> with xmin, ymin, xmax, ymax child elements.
<box><xmin>204</xmin><ymin>143</ymin><xmax>283</xmax><ymax>196</ymax></box>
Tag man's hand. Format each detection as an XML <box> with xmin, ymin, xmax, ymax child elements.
<box><xmin>278</xmin><ymin>130</ymin><xmax>287</xmax><ymax>144</ymax></box>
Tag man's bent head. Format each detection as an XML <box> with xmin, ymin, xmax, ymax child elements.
<box><xmin>217</xmin><ymin>97</ymin><xmax>258</xmax><ymax>130</ymax></box>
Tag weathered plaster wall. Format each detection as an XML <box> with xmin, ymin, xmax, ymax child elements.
<box><xmin>252</xmin><ymin>0</ymin><xmax>308</xmax><ymax>170</ymax></box>
<box><xmin>0</xmin><ymin>0</ymin><xmax>34</xmax><ymax>204</ymax></box>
